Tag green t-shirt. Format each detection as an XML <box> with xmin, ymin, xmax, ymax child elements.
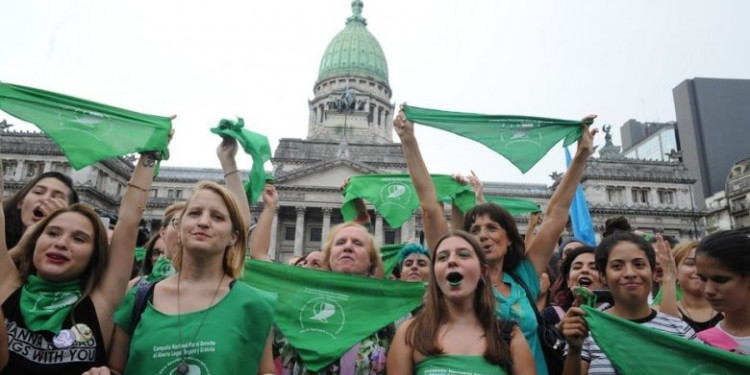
<box><xmin>415</xmin><ymin>355</ymin><xmax>507</xmax><ymax>375</ymax></box>
<box><xmin>114</xmin><ymin>281</ymin><xmax>276</xmax><ymax>375</ymax></box>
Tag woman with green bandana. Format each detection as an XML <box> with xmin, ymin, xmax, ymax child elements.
<box><xmin>394</xmin><ymin>106</ymin><xmax>597</xmax><ymax>375</ymax></box>
<box><xmin>278</xmin><ymin>222</ymin><xmax>393</xmax><ymax>374</ymax></box>
<box><xmin>0</xmin><ymin>152</ymin><xmax>157</xmax><ymax>375</ymax></box>
<box><xmin>126</xmin><ymin>202</ymin><xmax>184</xmax><ymax>289</ymax></box>
<box><xmin>89</xmin><ymin>181</ymin><xmax>277</xmax><ymax>375</ymax></box>
<box><xmin>387</xmin><ymin>231</ymin><xmax>535</xmax><ymax>374</ymax></box>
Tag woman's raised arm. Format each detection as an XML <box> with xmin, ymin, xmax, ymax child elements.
<box><xmin>394</xmin><ymin>107</ymin><xmax>449</xmax><ymax>251</ymax></box>
<box><xmin>526</xmin><ymin>118</ymin><xmax>597</xmax><ymax>276</ymax></box>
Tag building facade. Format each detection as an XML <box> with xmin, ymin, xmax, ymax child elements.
<box><xmin>620</xmin><ymin>119</ymin><xmax>677</xmax><ymax>161</ymax></box>
<box><xmin>570</xmin><ymin>137</ymin><xmax>703</xmax><ymax>242</ymax></box>
<box><xmin>673</xmin><ymin>77</ymin><xmax>750</xmax><ymax>207</ymax></box>
<box><xmin>1</xmin><ymin>1</ymin><xmax>709</xmax><ymax>264</ymax></box>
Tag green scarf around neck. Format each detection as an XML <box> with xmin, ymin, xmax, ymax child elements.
<box><xmin>20</xmin><ymin>275</ymin><xmax>82</xmax><ymax>334</ymax></box>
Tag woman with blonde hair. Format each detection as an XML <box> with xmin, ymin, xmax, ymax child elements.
<box><xmin>279</xmin><ymin>221</ymin><xmax>392</xmax><ymax>374</ymax></box>
<box><xmin>671</xmin><ymin>240</ymin><xmax>723</xmax><ymax>332</ymax></box>
<box><xmin>87</xmin><ymin>181</ymin><xmax>277</xmax><ymax>375</ymax></box>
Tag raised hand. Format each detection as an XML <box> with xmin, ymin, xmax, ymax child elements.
<box><xmin>393</xmin><ymin>105</ymin><xmax>415</xmax><ymax>140</ymax></box>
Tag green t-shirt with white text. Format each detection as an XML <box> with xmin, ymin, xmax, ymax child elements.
<box><xmin>114</xmin><ymin>281</ymin><xmax>276</xmax><ymax>375</ymax></box>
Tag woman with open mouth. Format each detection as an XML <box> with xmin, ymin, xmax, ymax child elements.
<box><xmin>695</xmin><ymin>230</ymin><xmax>750</xmax><ymax>355</ymax></box>
<box><xmin>2</xmin><ymin>171</ymin><xmax>79</xmax><ymax>258</ymax></box>
<box><xmin>0</xmin><ymin>151</ymin><xmax>157</xmax><ymax>374</ymax></box>
<box><xmin>560</xmin><ymin>231</ymin><xmax>699</xmax><ymax>374</ymax></box>
<box><xmin>388</xmin><ymin>231</ymin><xmax>535</xmax><ymax>374</ymax></box>
<box><xmin>544</xmin><ymin>246</ymin><xmax>604</xmax><ymax>326</ymax></box>
<box><xmin>393</xmin><ymin>107</ymin><xmax>597</xmax><ymax>375</ymax></box>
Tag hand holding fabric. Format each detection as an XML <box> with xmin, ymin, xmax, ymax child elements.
<box><xmin>561</xmin><ymin>307</ymin><xmax>589</xmax><ymax>351</ymax></box>
<box><xmin>576</xmin><ymin>115</ymin><xmax>598</xmax><ymax>158</ymax></box>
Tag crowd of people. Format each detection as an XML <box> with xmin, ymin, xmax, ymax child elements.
<box><xmin>0</xmin><ymin>107</ymin><xmax>748</xmax><ymax>375</ymax></box>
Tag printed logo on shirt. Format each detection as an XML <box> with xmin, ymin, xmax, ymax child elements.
<box><xmin>298</xmin><ymin>287</ymin><xmax>347</xmax><ymax>339</ymax></box>
<box><xmin>5</xmin><ymin>320</ymin><xmax>97</xmax><ymax>364</ymax></box>
<box><xmin>380</xmin><ymin>182</ymin><xmax>412</xmax><ymax>208</ymax></box>
<box><xmin>422</xmin><ymin>369</ymin><xmax>495</xmax><ymax>375</ymax></box>
<box><xmin>157</xmin><ymin>356</ymin><xmax>211</xmax><ymax>375</ymax></box>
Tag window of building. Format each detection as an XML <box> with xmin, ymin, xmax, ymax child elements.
<box><xmin>2</xmin><ymin>161</ymin><xmax>17</xmax><ymax>178</ymax></box>
<box><xmin>658</xmin><ymin>189</ymin><xmax>675</xmax><ymax>205</ymax></box>
<box><xmin>96</xmin><ymin>170</ymin><xmax>107</xmax><ymax>190</ymax></box>
<box><xmin>284</xmin><ymin>226</ymin><xmax>296</xmax><ymax>241</ymax></box>
<box><xmin>168</xmin><ymin>189</ymin><xmax>175</xmax><ymax>199</ymax></box>
<box><xmin>25</xmin><ymin>162</ymin><xmax>43</xmax><ymax>178</ymax></box>
<box><xmin>384</xmin><ymin>230</ymin><xmax>396</xmax><ymax>244</ymax></box>
<box><xmin>606</xmin><ymin>186</ymin><xmax>625</xmax><ymax>203</ymax></box>
<box><xmin>309</xmin><ymin>227</ymin><xmax>322</xmax><ymax>242</ymax></box>
<box><xmin>175</xmin><ymin>190</ymin><xmax>183</xmax><ymax>199</ymax></box>
<box><xmin>631</xmin><ymin>187</ymin><xmax>650</xmax><ymax>204</ymax></box>
<box><xmin>150</xmin><ymin>189</ymin><xmax>158</xmax><ymax>198</ymax></box>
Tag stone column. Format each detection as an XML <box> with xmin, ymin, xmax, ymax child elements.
<box><xmin>322</xmin><ymin>207</ymin><xmax>332</xmax><ymax>242</ymax></box>
<box><xmin>293</xmin><ymin>206</ymin><xmax>306</xmax><ymax>256</ymax></box>
<box><xmin>375</xmin><ymin>213</ymin><xmax>384</xmax><ymax>245</ymax></box>
<box><xmin>269</xmin><ymin>207</ymin><xmax>279</xmax><ymax>261</ymax></box>
<box><xmin>401</xmin><ymin>214</ymin><xmax>416</xmax><ymax>242</ymax></box>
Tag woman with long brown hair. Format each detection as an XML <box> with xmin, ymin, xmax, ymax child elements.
<box><xmin>387</xmin><ymin>231</ymin><xmax>535</xmax><ymax>374</ymax></box>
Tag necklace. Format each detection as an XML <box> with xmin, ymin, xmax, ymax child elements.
<box><xmin>175</xmin><ymin>273</ymin><xmax>226</xmax><ymax>375</ymax></box>
<box><xmin>679</xmin><ymin>300</ymin><xmax>715</xmax><ymax>325</ymax></box>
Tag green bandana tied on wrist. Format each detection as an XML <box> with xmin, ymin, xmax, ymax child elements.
<box><xmin>210</xmin><ymin>118</ymin><xmax>272</xmax><ymax>204</ymax></box>
<box><xmin>402</xmin><ymin>105</ymin><xmax>592</xmax><ymax>173</ymax></box>
<box><xmin>20</xmin><ymin>275</ymin><xmax>82</xmax><ymax>334</ymax></box>
<box><xmin>146</xmin><ymin>256</ymin><xmax>176</xmax><ymax>283</ymax></box>
<box><xmin>342</xmin><ymin>174</ymin><xmax>476</xmax><ymax>228</ymax></box>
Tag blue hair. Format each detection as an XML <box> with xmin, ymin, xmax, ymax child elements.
<box><xmin>397</xmin><ymin>243</ymin><xmax>430</xmax><ymax>270</ymax></box>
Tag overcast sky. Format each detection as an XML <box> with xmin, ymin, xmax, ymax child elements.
<box><xmin>2</xmin><ymin>0</ymin><xmax>749</xmax><ymax>185</ymax></box>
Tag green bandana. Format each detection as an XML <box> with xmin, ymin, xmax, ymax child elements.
<box><xmin>146</xmin><ymin>256</ymin><xmax>176</xmax><ymax>283</ymax></box>
<box><xmin>210</xmin><ymin>118</ymin><xmax>272</xmax><ymax>204</ymax></box>
<box><xmin>134</xmin><ymin>246</ymin><xmax>146</xmax><ymax>262</ymax></box>
<box><xmin>582</xmin><ymin>305</ymin><xmax>750</xmax><ymax>373</ymax></box>
<box><xmin>380</xmin><ymin>243</ymin><xmax>406</xmax><ymax>276</ymax></box>
<box><xmin>0</xmin><ymin>82</ymin><xmax>172</xmax><ymax>170</ymax></box>
<box><xmin>485</xmin><ymin>195</ymin><xmax>541</xmax><ymax>216</ymax></box>
<box><xmin>242</xmin><ymin>260</ymin><xmax>424</xmax><ymax>371</ymax></box>
<box><xmin>342</xmin><ymin>174</ymin><xmax>476</xmax><ymax>228</ymax></box>
<box><xmin>20</xmin><ymin>275</ymin><xmax>82</xmax><ymax>334</ymax></box>
<box><xmin>403</xmin><ymin>105</ymin><xmax>592</xmax><ymax>173</ymax></box>
<box><xmin>651</xmin><ymin>283</ymin><xmax>683</xmax><ymax>306</ymax></box>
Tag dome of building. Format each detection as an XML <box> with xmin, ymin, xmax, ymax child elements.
<box><xmin>317</xmin><ymin>0</ymin><xmax>389</xmax><ymax>85</ymax></box>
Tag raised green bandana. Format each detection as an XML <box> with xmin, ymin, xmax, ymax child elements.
<box><xmin>582</xmin><ymin>305</ymin><xmax>750</xmax><ymax>374</ymax></box>
<box><xmin>20</xmin><ymin>275</ymin><xmax>81</xmax><ymax>334</ymax></box>
<box><xmin>380</xmin><ymin>243</ymin><xmax>406</xmax><ymax>276</ymax></box>
<box><xmin>146</xmin><ymin>256</ymin><xmax>176</xmax><ymax>283</ymax></box>
<box><xmin>242</xmin><ymin>260</ymin><xmax>424</xmax><ymax>371</ymax></box>
<box><xmin>210</xmin><ymin>118</ymin><xmax>272</xmax><ymax>204</ymax></box>
<box><xmin>342</xmin><ymin>174</ymin><xmax>476</xmax><ymax>228</ymax></box>
<box><xmin>403</xmin><ymin>105</ymin><xmax>592</xmax><ymax>173</ymax></box>
<box><xmin>0</xmin><ymin>82</ymin><xmax>172</xmax><ymax>170</ymax></box>
<box><xmin>485</xmin><ymin>195</ymin><xmax>541</xmax><ymax>216</ymax></box>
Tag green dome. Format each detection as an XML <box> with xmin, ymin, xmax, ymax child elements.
<box><xmin>318</xmin><ymin>1</ymin><xmax>389</xmax><ymax>84</ymax></box>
